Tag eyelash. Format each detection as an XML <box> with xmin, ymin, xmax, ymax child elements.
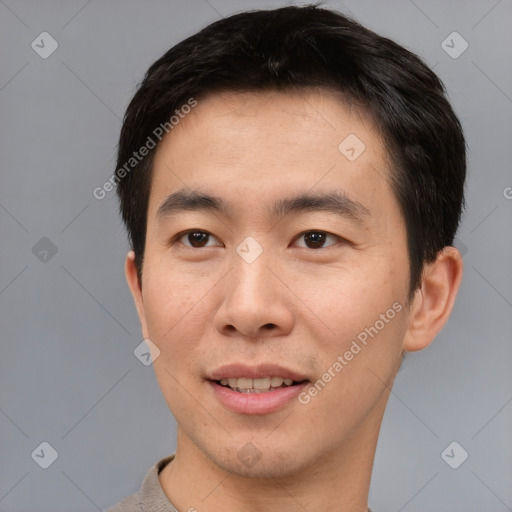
<box><xmin>171</xmin><ymin>229</ymin><xmax>346</xmax><ymax>250</ymax></box>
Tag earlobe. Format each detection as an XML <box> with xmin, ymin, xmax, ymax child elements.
<box><xmin>125</xmin><ymin>250</ymin><xmax>149</xmax><ymax>339</ymax></box>
<box><xmin>403</xmin><ymin>246</ymin><xmax>463</xmax><ymax>352</ymax></box>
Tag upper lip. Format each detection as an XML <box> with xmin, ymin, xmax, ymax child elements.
<box><xmin>208</xmin><ymin>363</ymin><xmax>309</xmax><ymax>382</ymax></box>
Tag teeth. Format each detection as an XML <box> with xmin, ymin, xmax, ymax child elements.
<box><xmin>271</xmin><ymin>376</ymin><xmax>284</xmax><ymax>387</ymax></box>
<box><xmin>237</xmin><ymin>377</ymin><xmax>253</xmax><ymax>389</ymax></box>
<box><xmin>218</xmin><ymin>376</ymin><xmax>297</xmax><ymax>391</ymax></box>
<box><xmin>253</xmin><ymin>377</ymin><xmax>271</xmax><ymax>390</ymax></box>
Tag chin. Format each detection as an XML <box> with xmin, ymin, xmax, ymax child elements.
<box><xmin>204</xmin><ymin>438</ymin><xmax>316</xmax><ymax>480</ymax></box>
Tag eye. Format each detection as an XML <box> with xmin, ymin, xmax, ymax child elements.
<box><xmin>294</xmin><ymin>231</ymin><xmax>341</xmax><ymax>249</ymax></box>
<box><xmin>175</xmin><ymin>230</ymin><xmax>222</xmax><ymax>248</ymax></box>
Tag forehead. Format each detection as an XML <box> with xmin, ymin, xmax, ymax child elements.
<box><xmin>148</xmin><ymin>89</ymin><xmax>396</xmax><ymax>224</ymax></box>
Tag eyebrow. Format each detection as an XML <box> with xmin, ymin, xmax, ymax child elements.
<box><xmin>156</xmin><ymin>189</ymin><xmax>370</xmax><ymax>224</ymax></box>
<box><xmin>156</xmin><ymin>190</ymin><xmax>229</xmax><ymax>219</ymax></box>
<box><xmin>272</xmin><ymin>191</ymin><xmax>370</xmax><ymax>222</ymax></box>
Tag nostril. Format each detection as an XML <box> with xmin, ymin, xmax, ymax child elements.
<box><xmin>263</xmin><ymin>323</ymin><xmax>276</xmax><ymax>330</ymax></box>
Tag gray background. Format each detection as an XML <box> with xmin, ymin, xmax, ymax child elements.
<box><xmin>1</xmin><ymin>0</ymin><xmax>511</xmax><ymax>510</ymax></box>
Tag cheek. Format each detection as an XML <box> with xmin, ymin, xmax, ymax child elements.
<box><xmin>142</xmin><ymin>270</ymin><xmax>212</xmax><ymax>409</ymax></box>
<box><xmin>141</xmin><ymin>264</ymin><xmax>209</xmax><ymax>357</ymax></box>
<box><xmin>305</xmin><ymin>285</ymin><xmax>407</xmax><ymax>420</ymax></box>
<box><xmin>293</xmin><ymin>260</ymin><xmax>408</xmax><ymax>381</ymax></box>
<box><xmin>302</xmin><ymin>260</ymin><xmax>402</xmax><ymax>327</ymax></box>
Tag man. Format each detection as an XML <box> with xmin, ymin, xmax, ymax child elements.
<box><xmin>107</xmin><ymin>4</ymin><xmax>465</xmax><ymax>511</ymax></box>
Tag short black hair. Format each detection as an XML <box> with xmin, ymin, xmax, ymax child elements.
<box><xmin>115</xmin><ymin>4</ymin><xmax>466</xmax><ymax>300</ymax></box>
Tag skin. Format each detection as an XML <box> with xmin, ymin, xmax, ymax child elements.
<box><xmin>125</xmin><ymin>89</ymin><xmax>463</xmax><ymax>512</ymax></box>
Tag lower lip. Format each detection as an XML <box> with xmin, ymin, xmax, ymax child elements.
<box><xmin>209</xmin><ymin>381</ymin><xmax>308</xmax><ymax>415</ymax></box>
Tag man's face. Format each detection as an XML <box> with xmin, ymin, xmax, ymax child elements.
<box><xmin>129</xmin><ymin>90</ymin><xmax>413</xmax><ymax>477</ymax></box>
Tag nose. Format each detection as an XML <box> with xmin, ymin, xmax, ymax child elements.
<box><xmin>213</xmin><ymin>247</ymin><xmax>294</xmax><ymax>340</ymax></box>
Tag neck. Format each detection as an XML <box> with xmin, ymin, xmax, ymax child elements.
<box><xmin>159</xmin><ymin>405</ymin><xmax>385</xmax><ymax>512</ymax></box>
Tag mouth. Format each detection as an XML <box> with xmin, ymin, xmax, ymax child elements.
<box><xmin>215</xmin><ymin>376</ymin><xmax>306</xmax><ymax>393</ymax></box>
<box><xmin>207</xmin><ymin>364</ymin><xmax>310</xmax><ymax>414</ymax></box>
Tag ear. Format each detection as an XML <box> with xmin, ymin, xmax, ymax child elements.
<box><xmin>125</xmin><ymin>250</ymin><xmax>150</xmax><ymax>339</ymax></box>
<box><xmin>403</xmin><ymin>246</ymin><xmax>463</xmax><ymax>352</ymax></box>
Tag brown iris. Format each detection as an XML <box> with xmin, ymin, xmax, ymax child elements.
<box><xmin>303</xmin><ymin>232</ymin><xmax>327</xmax><ymax>248</ymax></box>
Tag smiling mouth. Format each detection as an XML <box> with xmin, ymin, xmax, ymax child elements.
<box><xmin>215</xmin><ymin>376</ymin><xmax>307</xmax><ymax>393</ymax></box>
